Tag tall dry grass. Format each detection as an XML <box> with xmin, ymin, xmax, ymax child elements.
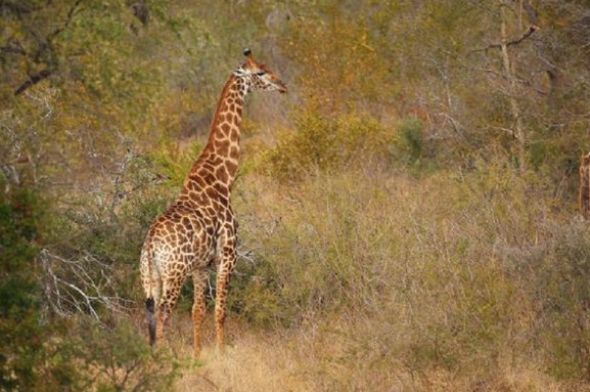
<box><xmin>170</xmin><ymin>318</ymin><xmax>570</xmax><ymax>391</ymax></box>
<box><xmin>127</xmin><ymin>114</ymin><xmax>590</xmax><ymax>390</ymax></box>
<box><xmin>175</xmin><ymin>158</ymin><xmax>590</xmax><ymax>391</ymax></box>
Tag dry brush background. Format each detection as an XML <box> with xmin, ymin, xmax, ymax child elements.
<box><xmin>2</xmin><ymin>1</ymin><xmax>590</xmax><ymax>391</ymax></box>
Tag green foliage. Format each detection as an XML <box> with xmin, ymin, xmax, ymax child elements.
<box><xmin>3</xmin><ymin>0</ymin><xmax>590</xmax><ymax>388</ymax></box>
<box><xmin>0</xmin><ymin>188</ymin><xmax>46</xmax><ymax>390</ymax></box>
<box><xmin>73</xmin><ymin>318</ymin><xmax>182</xmax><ymax>392</ymax></box>
<box><xmin>0</xmin><ymin>188</ymin><xmax>182</xmax><ymax>390</ymax></box>
<box><xmin>393</xmin><ymin>117</ymin><xmax>424</xmax><ymax>164</ymax></box>
<box><xmin>0</xmin><ymin>188</ymin><xmax>40</xmax><ymax>314</ymax></box>
<box><xmin>0</xmin><ymin>189</ymin><xmax>94</xmax><ymax>391</ymax></box>
<box><xmin>229</xmin><ymin>254</ymin><xmax>290</xmax><ymax>327</ymax></box>
<box><xmin>263</xmin><ymin>113</ymin><xmax>337</xmax><ymax>180</ymax></box>
<box><xmin>262</xmin><ymin>112</ymin><xmax>392</xmax><ymax>181</ymax></box>
<box><xmin>279</xmin><ymin>7</ymin><xmax>393</xmax><ymax>111</ymax></box>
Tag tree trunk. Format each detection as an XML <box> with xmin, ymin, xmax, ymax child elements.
<box><xmin>500</xmin><ymin>1</ymin><xmax>526</xmax><ymax>173</ymax></box>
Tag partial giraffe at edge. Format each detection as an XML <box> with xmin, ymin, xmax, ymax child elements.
<box><xmin>580</xmin><ymin>152</ymin><xmax>590</xmax><ymax>219</ymax></box>
<box><xmin>139</xmin><ymin>49</ymin><xmax>287</xmax><ymax>357</ymax></box>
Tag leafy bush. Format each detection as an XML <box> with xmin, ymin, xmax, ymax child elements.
<box><xmin>0</xmin><ymin>187</ymin><xmax>60</xmax><ymax>391</ymax></box>
<box><xmin>0</xmin><ymin>187</ymin><xmax>183</xmax><ymax>391</ymax></box>
<box><xmin>393</xmin><ymin>117</ymin><xmax>424</xmax><ymax>164</ymax></box>
<box><xmin>262</xmin><ymin>111</ymin><xmax>393</xmax><ymax>181</ymax></box>
<box><xmin>72</xmin><ymin>318</ymin><xmax>182</xmax><ymax>392</ymax></box>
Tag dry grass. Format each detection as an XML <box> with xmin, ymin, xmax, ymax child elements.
<box><xmin>173</xmin><ymin>163</ymin><xmax>590</xmax><ymax>391</ymax></box>
<box><xmin>131</xmin><ymin>161</ymin><xmax>590</xmax><ymax>392</ymax></box>
<box><xmin>166</xmin><ymin>314</ymin><xmax>580</xmax><ymax>392</ymax></box>
<box><xmin>170</xmin><ymin>317</ymin><xmax>312</xmax><ymax>392</ymax></box>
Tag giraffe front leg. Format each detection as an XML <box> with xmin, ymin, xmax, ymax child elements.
<box><xmin>215</xmin><ymin>246</ymin><xmax>236</xmax><ymax>351</ymax></box>
<box><xmin>192</xmin><ymin>269</ymin><xmax>208</xmax><ymax>358</ymax></box>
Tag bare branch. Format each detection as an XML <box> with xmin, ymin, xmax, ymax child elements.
<box><xmin>13</xmin><ymin>0</ymin><xmax>85</xmax><ymax>96</ymax></box>
<box><xmin>14</xmin><ymin>68</ymin><xmax>52</xmax><ymax>95</ymax></box>
<box><xmin>46</xmin><ymin>0</ymin><xmax>85</xmax><ymax>42</ymax></box>
<box><xmin>38</xmin><ymin>248</ymin><xmax>134</xmax><ymax>321</ymax></box>
<box><xmin>0</xmin><ymin>0</ymin><xmax>44</xmax><ymax>17</ymax></box>
<box><xmin>471</xmin><ymin>25</ymin><xmax>539</xmax><ymax>53</ymax></box>
<box><xmin>0</xmin><ymin>41</ymin><xmax>26</xmax><ymax>56</ymax></box>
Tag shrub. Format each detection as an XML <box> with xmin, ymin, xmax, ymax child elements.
<box><xmin>393</xmin><ymin>117</ymin><xmax>424</xmax><ymax>164</ymax></box>
<box><xmin>0</xmin><ymin>187</ymin><xmax>58</xmax><ymax>391</ymax></box>
<box><xmin>262</xmin><ymin>111</ymin><xmax>393</xmax><ymax>181</ymax></box>
<box><xmin>72</xmin><ymin>318</ymin><xmax>182</xmax><ymax>392</ymax></box>
<box><xmin>0</xmin><ymin>187</ymin><xmax>183</xmax><ymax>391</ymax></box>
<box><xmin>530</xmin><ymin>220</ymin><xmax>590</xmax><ymax>380</ymax></box>
<box><xmin>234</xmin><ymin>162</ymin><xmax>590</xmax><ymax>386</ymax></box>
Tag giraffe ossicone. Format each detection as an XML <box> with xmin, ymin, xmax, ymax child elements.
<box><xmin>139</xmin><ymin>50</ymin><xmax>286</xmax><ymax>356</ymax></box>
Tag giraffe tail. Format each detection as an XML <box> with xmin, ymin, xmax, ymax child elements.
<box><xmin>145</xmin><ymin>297</ymin><xmax>156</xmax><ymax>346</ymax></box>
<box><xmin>141</xmin><ymin>232</ymin><xmax>159</xmax><ymax>346</ymax></box>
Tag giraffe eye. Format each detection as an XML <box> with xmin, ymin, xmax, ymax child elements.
<box><xmin>256</xmin><ymin>71</ymin><xmax>266</xmax><ymax>76</ymax></box>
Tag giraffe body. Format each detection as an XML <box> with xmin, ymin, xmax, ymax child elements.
<box><xmin>139</xmin><ymin>50</ymin><xmax>286</xmax><ymax>355</ymax></box>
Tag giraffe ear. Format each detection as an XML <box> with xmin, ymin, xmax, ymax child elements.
<box><xmin>243</xmin><ymin>48</ymin><xmax>252</xmax><ymax>57</ymax></box>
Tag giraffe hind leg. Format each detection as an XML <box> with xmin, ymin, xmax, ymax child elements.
<box><xmin>156</xmin><ymin>279</ymin><xmax>184</xmax><ymax>344</ymax></box>
<box><xmin>192</xmin><ymin>269</ymin><xmax>208</xmax><ymax>357</ymax></box>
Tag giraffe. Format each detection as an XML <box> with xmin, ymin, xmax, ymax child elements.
<box><xmin>139</xmin><ymin>49</ymin><xmax>287</xmax><ymax>356</ymax></box>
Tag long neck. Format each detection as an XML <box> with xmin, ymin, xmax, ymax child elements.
<box><xmin>182</xmin><ymin>74</ymin><xmax>247</xmax><ymax>197</ymax></box>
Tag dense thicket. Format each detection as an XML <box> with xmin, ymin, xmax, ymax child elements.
<box><xmin>2</xmin><ymin>1</ymin><xmax>590</xmax><ymax>390</ymax></box>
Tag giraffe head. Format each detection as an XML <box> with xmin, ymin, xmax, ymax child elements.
<box><xmin>234</xmin><ymin>48</ymin><xmax>287</xmax><ymax>94</ymax></box>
